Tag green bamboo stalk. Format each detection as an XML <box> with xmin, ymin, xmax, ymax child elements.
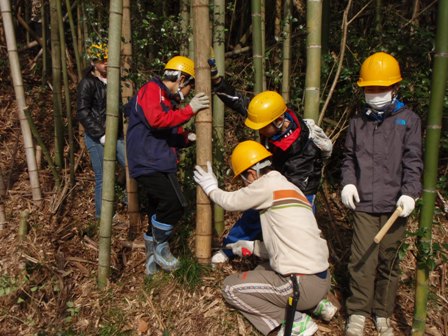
<box><xmin>180</xmin><ymin>0</ymin><xmax>190</xmax><ymax>56</ymax></box>
<box><xmin>65</xmin><ymin>0</ymin><xmax>82</xmax><ymax>80</ymax></box>
<box><xmin>49</xmin><ymin>0</ymin><xmax>64</xmax><ymax>168</ymax></box>
<box><xmin>281</xmin><ymin>0</ymin><xmax>292</xmax><ymax>101</ymax></box>
<box><xmin>304</xmin><ymin>0</ymin><xmax>322</xmax><ymax>121</ymax></box>
<box><xmin>412</xmin><ymin>0</ymin><xmax>448</xmax><ymax>334</ymax></box>
<box><xmin>56</xmin><ymin>0</ymin><xmax>75</xmax><ymax>186</ymax></box>
<box><xmin>251</xmin><ymin>0</ymin><xmax>263</xmax><ymax>94</ymax></box>
<box><xmin>321</xmin><ymin>0</ymin><xmax>330</xmax><ymax>54</ymax></box>
<box><xmin>213</xmin><ymin>0</ymin><xmax>225</xmax><ymax>236</ymax></box>
<box><xmin>375</xmin><ymin>0</ymin><xmax>382</xmax><ymax>34</ymax></box>
<box><xmin>41</xmin><ymin>0</ymin><xmax>47</xmax><ymax>86</ymax></box>
<box><xmin>97</xmin><ymin>0</ymin><xmax>123</xmax><ymax>288</ymax></box>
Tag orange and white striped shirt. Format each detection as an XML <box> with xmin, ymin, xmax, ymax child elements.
<box><xmin>209</xmin><ymin>170</ymin><xmax>329</xmax><ymax>275</ymax></box>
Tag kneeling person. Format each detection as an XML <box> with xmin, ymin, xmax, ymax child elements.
<box><xmin>194</xmin><ymin>141</ymin><xmax>335</xmax><ymax>336</ymax></box>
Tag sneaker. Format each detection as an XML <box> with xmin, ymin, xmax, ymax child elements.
<box><xmin>375</xmin><ymin>317</ymin><xmax>394</xmax><ymax>336</ymax></box>
<box><xmin>211</xmin><ymin>250</ymin><xmax>229</xmax><ymax>264</ymax></box>
<box><xmin>277</xmin><ymin>313</ymin><xmax>318</xmax><ymax>336</ymax></box>
<box><xmin>313</xmin><ymin>298</ymin><xmax>338</xmax><ymax>321</ymax></box>
<box><xmin>346</xmin><ymin>314</ymin><xmax>366</xmax><ymax>336</ymax></box>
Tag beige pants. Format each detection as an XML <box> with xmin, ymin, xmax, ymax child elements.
<box><xmin>346</xmin><ymin>211</ymin><xmax>407</xmax><ymax>317</ymax></box>
<box><xmin>222</xmin><ymin>263</ymin><xmax>330</xmax><ymax>335</ymax></box>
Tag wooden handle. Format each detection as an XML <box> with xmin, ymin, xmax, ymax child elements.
<box><xmin>374</xmin><ymin>207</ymin><xmax>403</xmax><ymax>244</ymax></box>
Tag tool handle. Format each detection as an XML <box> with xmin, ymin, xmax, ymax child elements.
<box><xmin>374</xmin><ymin>207</ymin><xmax>402</xmax><ymax>244</ymax></box>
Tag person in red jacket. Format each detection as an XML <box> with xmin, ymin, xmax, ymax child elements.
<box><xmin>126</xmin><ymin>56</ymin><xmax>209</xmax><ymax>276</ymax></box>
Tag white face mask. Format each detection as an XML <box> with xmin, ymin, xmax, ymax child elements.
<box><xmin>364</xmin><ymin>90</ymin><xmax>393</xmax><ymax>111</ymax></box>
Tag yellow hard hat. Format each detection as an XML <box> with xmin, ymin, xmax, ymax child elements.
<box><xmin>165</xmin><ymin>56</ymin><xmax>195</xmax><ymax>78</ymax></box>
<box><xmin>245</xmin><ymin>91</ymin><xmax>287</xmax><ymax>130</ymax></box>
<box><xmin>87</xmin><ymin>43</ymin><xmax>108</xmax><ymax>61</ymax></box>
<box><xmin>231</xmin><ymin>140</ymin><xmax>272</xmax><ymax>178</ymax></box>
<box><xmin>357</xmin><ymin>52</ymin><xmax>402</xmax><ymax>87</ymax></box>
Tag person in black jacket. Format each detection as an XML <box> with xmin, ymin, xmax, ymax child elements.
<box><xmin>208</xmin><ymin>59</ymin><xmax>333</xmax><ymax>265</ymax></box>
<box><xmin>77</xmin><ymin>43</ymin><xmax>126</xmax><ymax>219</ymax></box>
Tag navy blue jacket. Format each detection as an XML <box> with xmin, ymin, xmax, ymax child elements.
<box><xmin>126</xmin><ymin>77</ymin><xmax>195</xmax><ymax>178</ymax></box>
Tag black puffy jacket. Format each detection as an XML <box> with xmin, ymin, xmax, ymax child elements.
<box><xmin>76</xmin><ymin>68</ymin><xmax>123</xmax><ymax>140</ymax></box>
<box><xmin>213</xmin><ymin>78</ymin><xmax>324</xmax><ymax>195</ymax></box>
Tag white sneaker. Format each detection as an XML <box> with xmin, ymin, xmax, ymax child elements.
<box><xmin>375</xmin><ymin>317</ymin><xmax>394</xmax><ymax>336</ymax></box>
<box><xmin>312</xmin><ymin>298</ymin><xmax>338</xmax><ymax>321</ymax></box>
<box><xmin>346</xmin><ymin>314</ymin><xmax>366</xmax><ymax>336</ymax></box>
<box><xmin>211</xmin><ymin>250</ymin><xmax>229</xmax><ymax>264</ymax></box>
<box><xmin>277</xmin><ymin>313</ymin><xmax>318</xmax><ymax>336</ymax></box>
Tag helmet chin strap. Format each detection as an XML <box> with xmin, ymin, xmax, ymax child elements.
<box><xmin>176</xmin><ymin>73</ymin><xmax>186</xmax><ymax>101</ymax></box>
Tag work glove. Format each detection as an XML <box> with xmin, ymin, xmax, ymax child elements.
<box><xmin>341</xmin><ymin>184</ymin><xmax>360</xmax><ymax>210</ymax></box>
<box><xmin>396</xmin><ymin>195</ymin><xmax>415</xmax><ymax>217</ymax></box>
<box><xmin>226</xmin><ymin>240</ymin><xmax>254</xmax><ymax>257</ymax></box>
<box><xmin>304</xmin><ymin>119</ymin><xmax>333</xmax><ymax>159</ymax></box>
<box><xmin>187</xmin><ymin>132</ymin><xmax>196</xmax><ymax>142</ymax></box>
<box><xmin>100</xmin><ymin>135</ymin><xmax>106</xmax><ymax>145</ymax></box>
<box><xmin>193</xmin><ymin>161</ymin><xmax>218</xmax><ymax>196</ymax></box>
<box><xmin>189</xmin><ymin>92</ymin><xmax>210</xmax><ymax>114</ymax></box>
<box><xmin>207</xmin><ymin>57</ymin><xmax>220</xmax><ymax>80</ymax></box>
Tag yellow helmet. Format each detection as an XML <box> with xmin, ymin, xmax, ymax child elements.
<box><xmin>357</xmin><ymin>52</ymin><xmax>402</xmax><ymax>87</ymax></box>
<box><xmin>231</xmin><ymin>140</ymin><xmax>272</xmax><ymax>178</ymax></box>
<box><xmin>164</xmin><ymin>56</ymin><xmax>195</xmax><ymax>78</ymax></box>
<box><xmin>245</xmin><ymin>91</ymin><xmax>287</xmax><ymax>130</ymax></box>
<box><xmin>87</xmin><ymin>43</ymin><xmax>108</xmax><ymax>61</ymax></box>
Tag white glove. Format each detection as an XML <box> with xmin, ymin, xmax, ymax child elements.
<box><xmin>341</xmin><ymin>184</ymin><xmax>360</xmax><ymax>210</ymax></box>
<box><xmin>193</xmin><ymin>161</ymin><xmax>218</xmax><ymax>196</ymax></box>
<box><xmin>187</xmin><ymin>132</ymin><xmax>197</xmax><ymax>142</ymax></box>
<box><xmin>226</xmin><ymin>240</ymin><xmax>254</xmax><ymax>257</ymax></box>
<box><xmin>99</xmin><ymin>135</ymin><xmax>106</xmax><ymax>145</ymax></box>
<box><xmin>396</xmin><ymin>195</ymin><xmax>415</xmax><ymax>217</ymax></box>
<box><xmin>189</xmin><ymin>92</ymin><xmax>210</xmax><ymax>113</ymax></box>
<box><xmin>304</xmin><ymin>119</ymin><xmax>333</xmax><ymax>159</ymax></box>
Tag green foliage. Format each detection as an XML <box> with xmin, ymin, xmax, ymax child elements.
<box><xmin>407</xmin><ymin>227</ymin><xmax>448</xmax><ymax>271</ymax></box>
<box><xmin>174</xmin><ymin>257</ymin><xmax>210</xmax><ymax>290</ymax></box>
<box><xmin>0</xmin><ymin>274</ymin><xmax>20</xmax><ymax>297</ymax></box>
<box><xmin>64</xmin><ymin>301</ymin><xmax>80</xmax><ymax>323</ymax></box>
<box><xmin>131</xmin><ymin>11</ymin><xmax>190</xmax><ymax>87</ymax></box>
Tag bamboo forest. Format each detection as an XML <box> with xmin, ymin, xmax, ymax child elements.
<box><xmin>0</xmin><ymin>0</ymin><xmax>447</xmax><ymax>335</ymax></box>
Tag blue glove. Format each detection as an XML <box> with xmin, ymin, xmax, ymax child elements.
<box><xmin>207</xmin><ymin>58</ymin><xmax>220</xmax><ymax>80</ymax></box>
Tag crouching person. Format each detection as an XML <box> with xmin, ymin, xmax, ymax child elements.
<box><xmin>194</xmin><ymin>141</ymin><xmax>335</xmax><ymax>336</ymax></box>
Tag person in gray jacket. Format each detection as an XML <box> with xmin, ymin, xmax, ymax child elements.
<box><xmin>340</xmin><ymin>52</ymin><xmax>423</xmax><ymax>336</ymax></box>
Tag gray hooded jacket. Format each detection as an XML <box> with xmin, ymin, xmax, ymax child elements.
<box><xmin>341</xmin><ymin>103</ymin><xmax>423</xmax><ymax>213</ymax></box>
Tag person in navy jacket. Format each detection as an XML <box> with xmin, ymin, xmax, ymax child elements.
<box><xmin>126</xmin><ymin>56</ymin><xmax>209</xmax><ymax>275</ymax></box>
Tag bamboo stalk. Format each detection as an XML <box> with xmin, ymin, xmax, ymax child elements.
<box><xmin>18</xmin><ymin>210</ymin><xmax>29</xmax><ymax>241</ymax></box>
<box><xmin>1</xmin><ymin>0</ymin><xmax>43</xmax><ymax>205</ymax></box>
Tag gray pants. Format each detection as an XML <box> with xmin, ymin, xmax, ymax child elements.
<box><xmin>222</xmin><ymin>263</ymin><xmax>330</xmax><ymax>335</ymax></box>
<box><xmin>346</xmin><ymin>211</ymin><xmax>407</xmax><ymax>317</ymax></box>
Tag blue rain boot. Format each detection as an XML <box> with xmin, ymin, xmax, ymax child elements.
<box><xmin>151</xmin><ymin>215</ymin><xmax>180</xmax><ymax>271</ymax></box>
<box><xmin>143</xmin><ymin>233</ymin><xmax>158</xmax><ymax>277</ymax></box>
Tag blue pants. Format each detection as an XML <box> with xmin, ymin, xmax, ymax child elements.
<box><xmin>222</xmin><ymin>194</ymin><xmax>316</xmax><ymax>258</ymax></box>
<box><xmin>84</xmin><ymin>134</ymin><xmax>126</xmax><ymax>219</ymax></box>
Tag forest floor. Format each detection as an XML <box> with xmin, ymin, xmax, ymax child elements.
<box><xmin>0</xmin><ymin>72</ymin><xmax>447</xmax><ymax>336</ymax></box>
